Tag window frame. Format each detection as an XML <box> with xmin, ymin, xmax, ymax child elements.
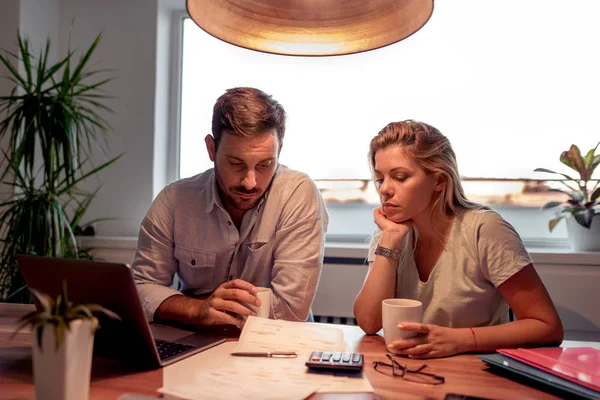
<box><xmin>169</xmin><ymin>10</ymin><xmax>580</xmax><ymax>250</ymax></box>
<box><xmin>166</xmin><ymin>9</ymin><xmax>188</xmax><ymax>185</ymax></box>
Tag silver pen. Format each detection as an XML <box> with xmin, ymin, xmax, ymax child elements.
<box><xmin>230</xmin><ymin>351</ymin><xmax>298</xmax><ymax>358</ymax></box>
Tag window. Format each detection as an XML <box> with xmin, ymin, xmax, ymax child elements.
<box><xmin>178</xmin><ymin>1</ymin><xmax>600</xmax><ymax>245</ymax></box>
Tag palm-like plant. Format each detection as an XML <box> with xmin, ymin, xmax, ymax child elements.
<box><xmin>535</xmin><ymin>143</ymin><xmax>600</xmax><ymax>231</ymax></box>
<box><xmin>0</xmin><ymin>34</ymin><xmax>121</xmax><ymax>302</ymax></box>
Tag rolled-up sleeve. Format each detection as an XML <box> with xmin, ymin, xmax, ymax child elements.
<box><xmin>271</xmin><ymin>178</ymin><xmax>329</xmax><ymax>321</ymax></box>
<box><xmin>132</xmin><ymin>188</ymin><xmax>181</xmax><ymax>321</ymax></box>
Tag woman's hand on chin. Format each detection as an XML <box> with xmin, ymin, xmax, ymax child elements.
<box><xmin>374</xmin><ymin>207</ymin><xmax>412</xmax><ymax>236</ymax></box>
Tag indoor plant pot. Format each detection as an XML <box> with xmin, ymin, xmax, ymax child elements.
<box><xmin>535</xmin><ymin>143</ymin><xmax>600</xmax><ymax>251</ymax></box>
<box><xmin>14</xmin><ymin>282</ymin><xmax>119</xmax><ymax>400</ymax></box>
<box><xmin>566</xmin><ymin>214</ymin><xmax>600</xmax><ymax>252</ymax></box>
<box><xmin>32</xmin><ymin>319</ymin><xmax>94</xmax><ymax>400</ymax></box>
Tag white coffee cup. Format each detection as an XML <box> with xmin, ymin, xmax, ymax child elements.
<box><xmin>249</xmin><ymin>287</ymin><xmax>272</xmax><ymax>319</ymax></box>
<box><xmin>382</xmin><ymin>299</ymin><xmax>423</xmax><ymax>348</ymax></box>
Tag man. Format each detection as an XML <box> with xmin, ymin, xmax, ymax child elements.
<box><xmin>132</xmin><ymin>87</ymin><xmax>328</xmax><ymax>328</ymax></box>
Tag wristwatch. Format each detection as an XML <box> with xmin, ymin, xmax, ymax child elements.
<box><xmin>374</xmin><ymin>244</ymin><xmax>401</xmax><ymax>260</ymax></box>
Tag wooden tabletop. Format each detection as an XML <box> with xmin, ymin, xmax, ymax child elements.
<box><xmin>0</xmin><ymin>303</ymin><xmax>576</xmax><ymax>400</ymax></box>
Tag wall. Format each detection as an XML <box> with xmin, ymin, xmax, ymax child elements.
<box><xmin>55</xmin><ymin>0</ymin><xmax>161</xmax><ymax>238</ymax></box>
<box><xmin>0</xmin><ymin>0</ymin><xmax>60</xmax><ymax>209</ymax></box>
<box><xmin>0</xmin><ymin>0</ymin><xmax>164</xmax><ymax>237</ymax></box>
<box><xmin>0</xmin><ymin>0</ymin><xmax>60</xmax><ymax>58</ymax></box>
<box><xmin>19</xmin><ymin>0</ymin><xmax>60</xmax><ymax>55</ymax></box>
<box><xmin>0</xmin><ymin>1</ymin><xmax>21</xmax><ymax>203</ymax></box>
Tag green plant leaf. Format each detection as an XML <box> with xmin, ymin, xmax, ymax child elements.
<box><xmin>0</xmin><ymin>32</ymin><xmax>121</xmax><ymax>304</ymax></box>
<box><xmin>30</xmin><ymin>289</ymin><xmax>52</xmax><ymax>312</ymax></box>
<box><xmin>85</xmin><ymin>304</ymin><xmax>121</xmax><ymax>321</ymax></box>
<box><xmin>547</xmin><ymin>188</ymin><xmax>584</xmax><ymax>203</ymax></box>
<box><xmin>12</xmin><ymin>283</ymin><xmax>120</xmax><ymax>351</ymax></box>
<box><xmin>588</xmin><ymin>154</ymin><xmax>600</xmax><ymax>181</ymax></box>
<box><xmin>56</xmin><ymin>154</ymin><xmax>123</xmax><ymax>197</ymax></box>
<box><xmin>533</xmin><ymin>168</ymin><xmax>576</xmax><ymax>182</ymax></box>
<box><xmin>560</xmin><ymin>145</ymin><xmax>588</xmax><ymax>180</ymax></box>
<box><xmin>573</xmin><ymin>209</ymin><xmax>594</xmax><ymax>229</ymax></box>
<box><xmin>583</xmin><ymin>142</ymin><xmax>599</xmax><ymax>168</ymax></box>
<box><xmin>0</xmin><ymin>32</ymin><xmax>115</xmax><ymax>190</ymax></box>
<box><xmin>11</xmin><ymin>310</ymin><xmax>46</xmax><ymax>339</ymax></box>
<box><xmin>549</xmin><ymin>217</ymin><xmax>563</xmax><ymax>232</ymax></box>
<box><xmin>541</xmin><ymin>201</ymin><xmax>563</xmax><ymax>210</ymax></box>
<box><xmin>55</xmin><ymin>319</ymin><xmax>68</xmax><ymax>351</ymax></box>
<box><xmin>591</xmin><ymin>187</ymin><xmax>600</xmax><ymax>202</ymax></box>
<box><xmin>60</xmin><ymin>281</ymin><xmax>69</xmax><ymax>309</ymax></box>
<box><xmin>36</xmin><ymin>326</ymin><xmax>44</xmax><ymax>351</ymax></box>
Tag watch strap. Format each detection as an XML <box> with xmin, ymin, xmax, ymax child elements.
<box><xmin>374</xmin><ymin>244</ymin><xmax>401</xmax><ymax>260</ymax></box>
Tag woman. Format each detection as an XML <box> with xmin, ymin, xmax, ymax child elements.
<box><xmin>353</xmin><ymin>120</ymin><xmax>563</xmax><ymax>359</ymax></box>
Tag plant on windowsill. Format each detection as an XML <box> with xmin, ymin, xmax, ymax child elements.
<box><xmin>534</xmin><ymin>142</ymin><xmax>600</xmax><ymax>251</ymax></box>
<box><xmin>13</xmin><ymin>281</ymin><xmax>120</xmax><ymax>400</ymax></box>
<box><xmin>0</xmin><ymin>33</ymin><xmax>122</xmax><ymax>303</ymax></box>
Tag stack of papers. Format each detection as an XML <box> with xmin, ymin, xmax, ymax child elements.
<box><xmin>159</xmin><ymin>316</ymin><xmax>373</xmax><ymax>400</ymax></box>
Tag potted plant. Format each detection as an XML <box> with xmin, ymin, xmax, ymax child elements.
<box><xmin>534</xmin><ymin>142</ymin><xmax>600</xmax><ymax>251</ymax></box>
<box><xmin>0</xmin><ymin>34</ymin><xmax>122</xmax><ymax>302</ymax></box>
<box><xmin>13</xmin><ymin>281</ymin><xmax>120</xmax><ymax>400</ymax></box>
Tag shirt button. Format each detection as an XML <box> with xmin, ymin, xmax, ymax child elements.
<box><xmin>191</xmin><ymin>259</ymin><xmax>196</xmax><ymax>265</ymax></box>
<box><xmin>228</xmin><ymin>275</ymin><xmax>233</xmax><ymax>281</ymax></box>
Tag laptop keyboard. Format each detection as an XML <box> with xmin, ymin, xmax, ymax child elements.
<box><xmin>155</xmin><ymin>339</ymin><xmax>197</xmax><ymax>360</ymax></box>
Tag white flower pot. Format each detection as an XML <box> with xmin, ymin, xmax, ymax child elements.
<box><xmin>32</xmin><ymin>319</ymin><xmax>94</xmax><ymax>400</ymax></box>
<box><xmin>566</xmin><ymin>214</ymin><xmax>600</xmax><ymax>252</ymax></box>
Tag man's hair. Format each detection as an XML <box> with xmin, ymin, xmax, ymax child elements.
<box><xmin>211</xmin><ymin>87</ymin><xmax>286</xmax><ymax>149</ymax></box>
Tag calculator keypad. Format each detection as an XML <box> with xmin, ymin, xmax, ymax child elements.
<box><xmin>306</xmin><ymin>351</ymin><xmax>364</xmax><ymax>371</ymax></box>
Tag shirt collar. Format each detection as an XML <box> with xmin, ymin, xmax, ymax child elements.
<box><xmin>202</xmin><ymin>165</ymin><xmax>282</xmax><ymax>214</ymax></box>
<box><xmin>201</xmin><ymin>169</ymin><xmax>220</xmax><ymax>213</ymax></box>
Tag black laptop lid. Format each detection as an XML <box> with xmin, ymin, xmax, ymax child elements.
<box><xmin>16</xmin><ymin>255</ymin><xmax>161</xmax><ymax>368</ymax></box>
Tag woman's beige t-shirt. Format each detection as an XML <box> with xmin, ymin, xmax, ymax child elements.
<box><xmin>368</xmin><ymin>209</ymin><xmax>533</xmax><ymax>328</ymax></box>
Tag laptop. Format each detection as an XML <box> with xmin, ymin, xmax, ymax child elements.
<box><xmin>16</xmin><ymin>255</ymin><xmax>227</xmax><ymax>369</ymax></box>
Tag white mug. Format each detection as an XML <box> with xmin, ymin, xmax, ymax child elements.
<box><xmin>248</xmin><ymin>287</ymin><xmax>272</xmax><ymax>319</ymax></box>
<box><xmin>382</xmin><ymin>299</ymin><xmax>423</xmax><ymax>349</ymax></box>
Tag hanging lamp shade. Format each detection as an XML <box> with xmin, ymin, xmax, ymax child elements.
<box><xmin>186</xmin><ymin>0</ymin><xmax>434</xmax><ymax>56</ymax></box>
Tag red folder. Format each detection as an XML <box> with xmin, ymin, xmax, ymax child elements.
<box><xmin>497</xmin><ymin>347</ymin><xmax>600</xmax><ymax>392</ymax></box>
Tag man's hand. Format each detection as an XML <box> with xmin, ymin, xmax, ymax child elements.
<box><xmin>195</xmin><ymin>279</ymin><xmax>260</xmax><ymax>328</ymax></box>
<box><xmin>386</xmin><ymin>322</ymin><xmax>472</xmax><ymax>359</ymax></box>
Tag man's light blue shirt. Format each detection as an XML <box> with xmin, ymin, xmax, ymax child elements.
<box><xmin>132</xmin><ymin>165</ymin><xmax>329</xmax><ymax>322</ymax></box>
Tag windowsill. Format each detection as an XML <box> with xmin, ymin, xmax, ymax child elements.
<box><xmin>324</xmin><ymin>240</ymin><xmax>599</xmax><ymax>265</ymax></box>
<box><xmin>79</xmin><ymin>236</ymin><xmax>600</xmax><ymax>266</ymax></box>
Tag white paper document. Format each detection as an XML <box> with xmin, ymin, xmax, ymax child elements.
<box><xmin>159</xmin><ymin>374</ymin><xmax>320</xmax><ymax>400</ymax></box>
<box><xmin>160</xmin><ymin>317</ymin><xmax>373</xmax><ymax>399</ymax></box>
<box><xmin>233</xmin><ymin>316</ymin><xmax>346</xmax><ymax>356</ymax></box>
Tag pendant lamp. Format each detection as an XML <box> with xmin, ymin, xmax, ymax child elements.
<box><xmin>186</xmin><ymin>0</ymin><xmax>434</xmax><ymax>56</ymax></box>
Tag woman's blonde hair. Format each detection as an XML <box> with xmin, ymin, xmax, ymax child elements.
<box><xmin>368</xmin><ymin>120</ymin><xmax>482</xmax><ymax>220</ymax></box>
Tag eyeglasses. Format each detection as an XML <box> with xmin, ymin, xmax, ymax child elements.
<box><xmin>373</xmin><ymin>354</ymin><xmax>445</xmax><ymax>385</ymax></box>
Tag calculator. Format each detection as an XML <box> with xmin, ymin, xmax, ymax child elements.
<box><xmin>305</xmin><ymin>351</ymin><xmax>364</xmax><ymax>372</ymax></box>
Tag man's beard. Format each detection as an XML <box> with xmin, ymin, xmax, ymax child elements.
<box><xmin>215</xmin><ymin>166</ymin><xmax>262</xmax><ymax>211</ymax></box>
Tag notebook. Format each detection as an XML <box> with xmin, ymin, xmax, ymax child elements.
<box><xmin>497</xmin><ymin>347</ymin><xmax>600</xmax><ymax>392</ymax></box>
<box><xmin>479</xmin><ymin>353</ymin><xmax>600</xmax><ymax>400</ymax></box>
<box><xmin>17</xmin><ymin>255</ymin><xmax>227</xmax><ymax>369</ymax></box>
